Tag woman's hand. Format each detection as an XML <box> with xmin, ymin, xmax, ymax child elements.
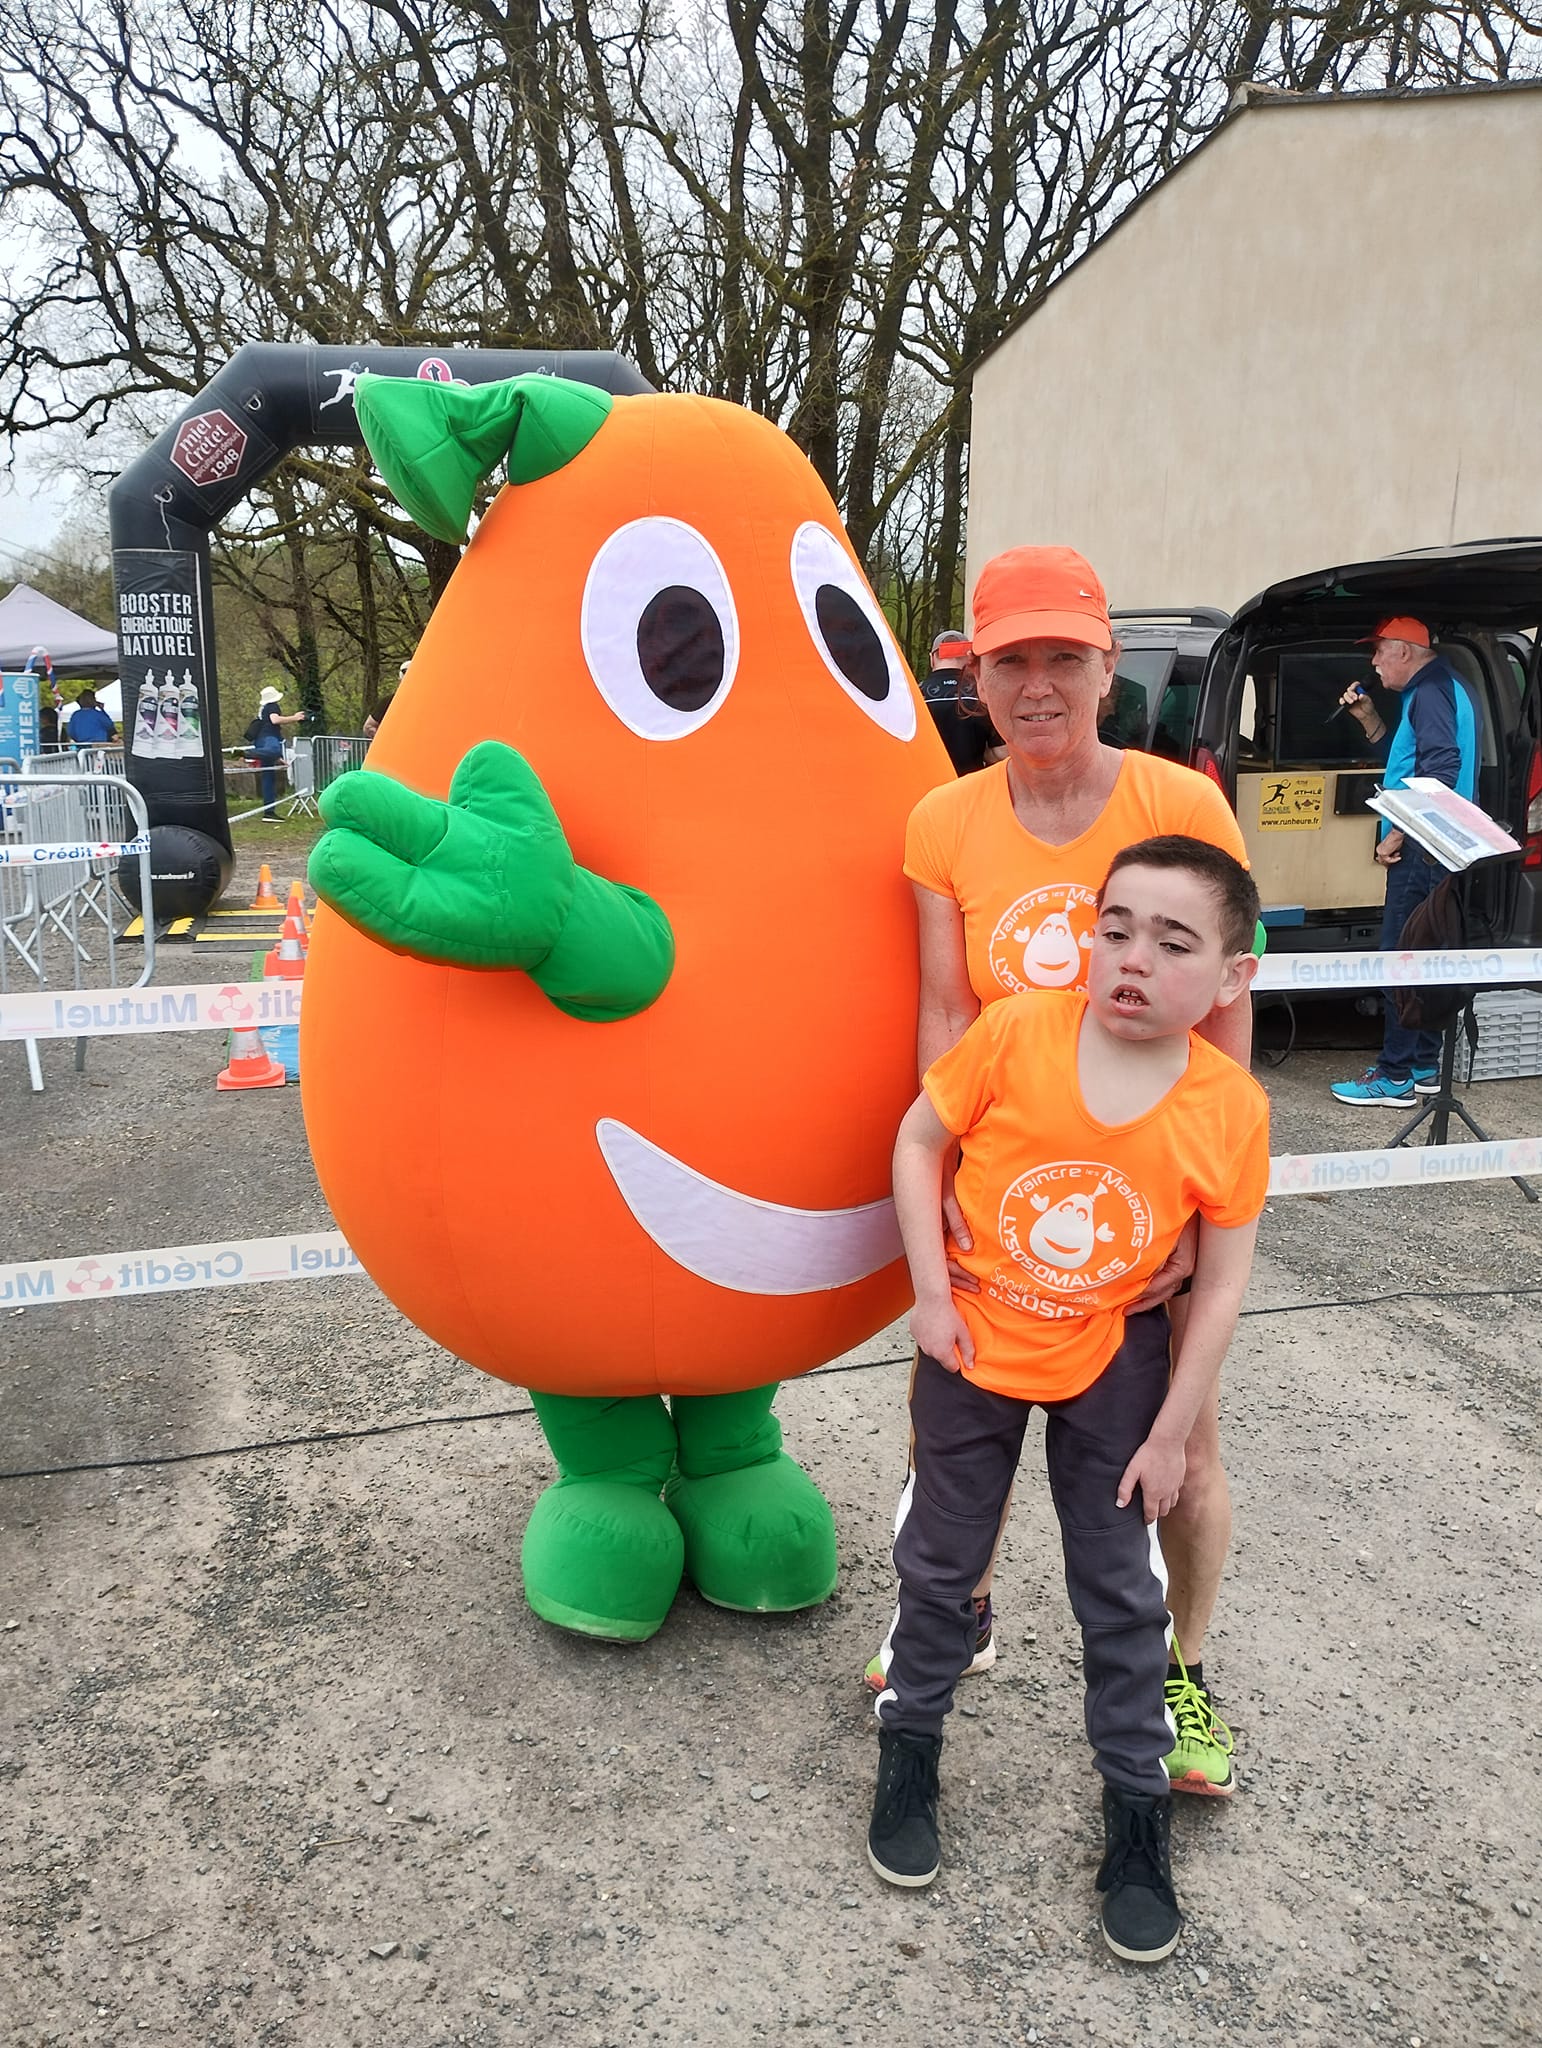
<box><xmin>1126</xmin><ymin>1213</ymin><xmax>1198</xmax><ymax>1314</ymax></box>
<box><xmin>939</xmin><ymin>1145</ymin><xmax>982</xmax><ymax>1294</ymax></box>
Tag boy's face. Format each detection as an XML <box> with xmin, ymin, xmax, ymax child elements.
<box><xmin>1088</xmin><ymin>864</ymin><xmax>1257</xmax><ymax>1040</ymax></box>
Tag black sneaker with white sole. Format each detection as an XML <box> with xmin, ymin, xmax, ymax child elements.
<box><xmin>1096</xmin><ymin>1783</ymin><xmax>1182</xmax><ymax>1962</ymax></box>
<box><xmin>867</xmin><ymin>1727</ymin><xmax>942</xmax><ymax>1887</ymax></box>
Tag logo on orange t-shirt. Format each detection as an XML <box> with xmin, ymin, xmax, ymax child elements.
<box><xmin>995</xmin><ymin>1159</ymin><xmax>1153</xmax><ymax>1308</ymax></box>
<box><xmin>986</xmin><ymin>884</ymin><xmax>1098</xmax><ymax>994</ymax></box>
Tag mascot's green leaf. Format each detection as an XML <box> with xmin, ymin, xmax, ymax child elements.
<box><xmin>353</xmin><ymin>374</ymin><xmax>613</xmax><ymax>544</ymax></box>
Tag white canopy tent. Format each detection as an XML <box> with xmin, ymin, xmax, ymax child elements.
<box><xmin>0</xmin><ymin>582</ymin><xmax>118</xmax><ymax>676</ymax></box>
<box><xmin>0</xmin><ymin>581</ymin><xmax>121</xmax><ymax>725</ymax></box>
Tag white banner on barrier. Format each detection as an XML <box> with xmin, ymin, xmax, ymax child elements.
<box><xmin>1254</xmin><ymin>947</ymin><xmax>1542</xmax><ymax>992</ymax></box>
<box><xmin>0</xmin><ymin>835</ymin><xmax>150</xmax><ymax>867</ymax></box>
<box><xmin>0</xmin><ymin>1230</ymin><xmax>362</xmax><ymax>1306</ymax></box>
<box><xmin>0</xmin><ymin>979</ymin><xmax>301</xmax><ymax>1042</ymax></box>
<box><xmin>1268</xmin><ymin>1135</ymin><xmax>1542</xmax><ymax>1192</ymax></box>
<box><xmin>4</xmin><ymin>1138</ymin><xmax>1538</xmax><ymax>1307</ymax></box>
<box><xmin>3</xmin><ymin>949</ymin><xmax>1539</xmax><ymax>1045</ymax></box>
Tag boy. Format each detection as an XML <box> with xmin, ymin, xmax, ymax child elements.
<box><xmin>869</xmin><ymin>835</ymin><xmax>1269</xmax><ymax>1964</ymax></box>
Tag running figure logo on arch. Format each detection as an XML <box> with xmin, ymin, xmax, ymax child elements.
<box><xmin>986</xmin><ymin>884</ymin><xmax>1098</xmax><ymax>994</ymax></box>
<box><xmin>996</xmin><ymin>1160</ymin><xmax>1152</xmax><ymax>1307</ymax></box>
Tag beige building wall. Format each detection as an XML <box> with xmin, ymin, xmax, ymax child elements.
<box><xmin>967</xmin><ymin>89</ymin><xmax>1542</xmax><ymax>617</ymax></box>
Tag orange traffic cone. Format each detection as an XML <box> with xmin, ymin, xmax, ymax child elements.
<box><xmin>253</xmin><ymin>864</ymin><xmax>281</xmax><ymax>911</ymax></box>
<box><xmin>217</xmin><ymin>1025</ymin><xmax>286</xmax><ymax>1091</ymax></box>
<box><xmin>279</xmin><ymin>910</ymin><xmax>309</xmax><ymax>954</ymax></box>
<box><xmin>286</xmin><ymin>880</ymin><xmax>310</xmax><ymax>934</ymax></box>
<box><xmin>264</xmin><ymin>922</ymin><xmax>307</xmax><ymax>980</ymax></box>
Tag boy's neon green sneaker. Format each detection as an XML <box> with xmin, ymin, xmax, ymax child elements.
<box><xmin>1163</xmin><ymin>1645</ymin><xmax>1235</xmax><ymax>1797</ymax></box>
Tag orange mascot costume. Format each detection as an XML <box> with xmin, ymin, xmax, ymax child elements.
<box><xmin>302</xmin><ymin>373</ymin><xmax>953</xmax><ymax>1641</ymax></box>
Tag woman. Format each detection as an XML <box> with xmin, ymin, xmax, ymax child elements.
<box><xmin>251</xmin><ymin>685</ymin><xmax>305</xmax><ymax>819</ymax></box>
<box><xmin>868</xmin><ymin>544</ymin><xmax>1252</xmax><ymax>1800</ymax></box>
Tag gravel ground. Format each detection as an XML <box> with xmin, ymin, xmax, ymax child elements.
<box><xmin>2</xmin><ymin>832</ymin><xmax>1539</xmax><ymax>2047</ymax></box>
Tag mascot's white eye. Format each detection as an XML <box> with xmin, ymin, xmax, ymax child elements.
<box><xmin>580</xmin><ymin>516</ymin><xmax>739</xmax><ymax>740</ymax></box>
<box><xmin>790</xmin><ymin>522</ymin><xmax>916</xmax><ymax>741</ymax></box>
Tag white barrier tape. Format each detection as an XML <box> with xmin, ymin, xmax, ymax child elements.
<box><xmin>6</xmin><ymin>1139</ymin><xmax>1539</xmax><ymax>1308</ymax></box>
<box><xmin>0</xmin><ymin>1231</ymin><xmax>362</xmax><ymax>1306</ymax></box>
<box><xmin>0</xmin><ymin>979</ymin><xmax>301</xmax><ymax>1042</ymax></box>
<box><xmin>1268</xmin><ymin>1135</ymin><xmax>1542</xmax><ymax>1193</ymax></box>
<box><xmin>3</xmin><ymin>947</ymin><xmax>1540</xmax><ymax>1045</ymax></box>
<box><xmin>1255</xmin><ymin>947</ymin><xmax>1542</xmax><ymax>992</ymax></box>
<box><xmin>0</xmin><ymin>835</ymin><xmax>149</xmax><ymax>867</ymax></box>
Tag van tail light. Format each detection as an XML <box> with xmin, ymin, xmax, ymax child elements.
<box><xmin>1525</xmin><ymin>742</ymin><xmax>1542</xmax><ymax>868</ymax></box>
<box><xmin>1195</xmin><ymin>744</ymin><xmax>1234</xmax><ymax>810</ymax></box>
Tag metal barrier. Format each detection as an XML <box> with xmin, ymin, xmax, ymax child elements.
<box><xmin>287</xmin><ymin>737</ymin><xmax>320</xmax><ymax>818</ymax></box>
<box><xmin>1</xmin><ymin>766</ymin><xmax>156</xmax><ymax>1093</ymax></box>
<box><xmin>311</xmin><ymin>734</ymin><xmax>368</xmax><ymax>791</ymax></box>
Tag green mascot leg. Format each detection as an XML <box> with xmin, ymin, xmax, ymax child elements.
<box><xmin>665</xmin><ymin>1384</ymin><xmax>838</xmax><ymax>1614</ymax></box>
<box><xmin>521</xmin><ymin>1393</ymin><xmax>684</xmax><ymax>1642</ymax></box>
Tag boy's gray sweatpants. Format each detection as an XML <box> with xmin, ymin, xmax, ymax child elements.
<box><xmin>872</xmin><ymin>1309</ymin><xmax>1175</xmax><ymax>1798</ymax></box>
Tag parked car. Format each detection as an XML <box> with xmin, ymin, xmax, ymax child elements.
<box><xmin>1102</xmin><ymin>542</ymin><xmax>1542</xmax><ymax>950</ymax></box>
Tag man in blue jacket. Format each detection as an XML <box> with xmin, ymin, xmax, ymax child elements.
<box><xmin>1332</xmin><ymin>615</ymin><xmax>1477</xmax><ymax>1106</ymax></box>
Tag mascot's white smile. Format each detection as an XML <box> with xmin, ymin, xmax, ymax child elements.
<box><xmin>596</xmin><ymin>1117</ymin><xmax>902</xmax><ymax>1297</ymax></box>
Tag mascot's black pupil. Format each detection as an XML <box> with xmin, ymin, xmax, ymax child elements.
<box><xmin>636</xmin><ymin>586</ymin><xmax>725</xmax><ymax>712</ymax></box>
<box><xmin>814</xmin><ymin>585</ymin><xmax>888</xmax><ymax>701</ymax></box>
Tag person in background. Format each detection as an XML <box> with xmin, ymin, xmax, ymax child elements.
<box><xmin>919</xmin><ymin>628</ymin><xmax>1002</xmax><ymax>775</ymax></box>
<box><xmin>1331</xmin><ymin>615</ymin><xmax>1477</xmax><ymax>1106</ymax></box>
<box><xmin>252</xmin><ymin>684</ymin><xmax>305</xmax><ymax>820</ymax></box>
<box><xmin>38</xmin><ymin>702</ymin><xmax>61</xmax><ymax>751</ymax></box>
<box><xmin>66</xmin><ymin>689</ymin><xmax>117</xmax><ymax>745</ymax></box>
<box><xmin>364</xmin><ymin>658</ymin><xmax>410</xmax><ymax>741</ymax></box>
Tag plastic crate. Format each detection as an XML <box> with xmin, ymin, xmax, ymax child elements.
<box><xmin>1465</xmin><ymin>989</ymin><xmax>1542</xmax><ymax>1082</ymax></box>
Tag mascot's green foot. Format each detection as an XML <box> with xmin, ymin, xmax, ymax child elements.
<box><xmin>665</xmin><ymin>1454</ymin><xmax>838</xmax><ymax>1614</ymax></box>
<box><xmin>522</xmin><ymin>1390</ymin><xmax>683</xmax><ymax>1641</ymax></box>
<box><xmin>521</xmin><ymin>1479</ymin><xmax>684</xmax><ymax>1642</ymax></box>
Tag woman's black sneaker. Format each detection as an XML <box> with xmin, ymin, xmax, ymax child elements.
<box><xmin>867</xmin><ymin>1727</ymin><xmax>942</xmax><ymax>1887</ymax></box>
<box><xmin>1096</xmin><ymin>1783</ymin><xmax>1182</xmax><ymax>1962</ymax></box>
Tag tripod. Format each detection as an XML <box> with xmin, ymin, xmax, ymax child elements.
<box><xmin>1387</xmin><ymin>861</ymin><xmax>1538</xmax><ymax>1204</ymax></box>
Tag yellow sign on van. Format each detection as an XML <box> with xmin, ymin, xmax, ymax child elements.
<box><xmin>1258</xmin><ymin>774</ymin><xmax>1325</xmax><ymax>831</ymax></box>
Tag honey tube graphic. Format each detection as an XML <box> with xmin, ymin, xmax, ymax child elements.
<box><xmin>154</xmin><ymin>680</ymin><xmax>182</xmax><ymax>759</ymax></box>
<box><xmin>130</xmin><ymin>677</ymin><xmax>161</xmax><ymax>759</ymax></box>
<box><xmin>177</xmin><ymin>675</ymin><xmax>203</xmax><ymax>758</ymax></box>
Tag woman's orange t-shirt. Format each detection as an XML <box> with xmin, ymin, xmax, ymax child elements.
<box><xmin>923</xmin><ymin>992</ymin><xmax>1270</xmax><ymax>1404</ymax></box>
<box><xmin>905</xmin><ymin>753</ymin><xmax>1248</xmax><ymax>1005</ymax></box>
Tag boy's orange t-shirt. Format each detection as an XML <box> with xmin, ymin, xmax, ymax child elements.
<box><xmin>905</xmin><ymin>754</ymin><xmax>1248</xmax><ymax>1005</ymax></box>
<box><xmin>923</xmin><ymin>992</ymin><xmax>1270</xmax><ymax>1404</ymax></box>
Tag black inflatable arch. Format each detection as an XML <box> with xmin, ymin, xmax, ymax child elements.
<box><xmin>108</xmin><ymin>343</ymin><xmax>652</xmax><ymax>918</ymax></box>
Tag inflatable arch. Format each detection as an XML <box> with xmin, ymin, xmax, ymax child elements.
<box><xmin>106</xmin><ymin>344</ymin><xmax>651</xmax><ymax>917</ymax></box>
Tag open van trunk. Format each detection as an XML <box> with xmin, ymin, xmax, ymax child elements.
<box><xmin>1190</xmin><ymin>541</ymin><xmax>1542</xmax><ymax>950</ymax></box>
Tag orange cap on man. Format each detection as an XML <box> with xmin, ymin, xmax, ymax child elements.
<box><xmin>969</xmin><ymin>545</ymin><xmax>1112</xmax><ymax>654</ymax></box>
<box><xmin>1360</xmin><ymin>615</ymin><xmax>1431</xmax><ymax>646</ymax></box>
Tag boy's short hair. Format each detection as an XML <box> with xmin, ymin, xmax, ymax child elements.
<box><xmin>1098</xmin><ymin>836</ymin><xmax>1260</xmax><ymax>957</ymax></box>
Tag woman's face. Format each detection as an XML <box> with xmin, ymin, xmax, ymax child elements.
<box><xmin>972</xmin><ymin>636</ymin><xmax>1116</xmax><ymax>770</ymax></box>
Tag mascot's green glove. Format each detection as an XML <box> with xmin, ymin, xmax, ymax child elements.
<box><xmin>309</xmin><ymin>740</ymin><xmax>674</xmax><ymax>1021</ymax></box>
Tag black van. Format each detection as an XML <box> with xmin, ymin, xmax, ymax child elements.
<box><xmin>1104</xmin><ymin>542</ymin><xmax>1542</xmax><ymax>951</ymax></box>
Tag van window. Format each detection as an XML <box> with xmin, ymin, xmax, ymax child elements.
<box><xmin>1151</xmin><ymin>665</ymin><xmax>1202</xmax><ymax>762</ymax></box>
<box><xmin>1273</xmin><ymin>649</ymin><xmax>1395</xmax><ymax>768</ymax></box>
<box><xmin>1100</xmin><ymin>647</ymin><xmax>1173</xmax><ymax>749</ymax></box>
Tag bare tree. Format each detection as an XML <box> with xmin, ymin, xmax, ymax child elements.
<box><xmin>1</xmin><ymin>0</ymin><xmax>1537</xmax><ymax>686</ymax></box>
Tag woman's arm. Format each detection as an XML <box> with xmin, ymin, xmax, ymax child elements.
<box><xmin>893</xmin><ymin>1091</ymin><xmax>975</xmax><ymax>1373</ymax></box>
<box><xmin>1117</xmin><ymin>1215</ymin><xmax>1258</xmax><ymax>1520</ymax></box>
<box><xmin>915</xmin><ymin>883</ymin><xmax>978</xmax><ymax>1075</ymax></box>
<box><xmin>915</xmin><ymin>883</ymin><xmax>980</xmax><ymax>1256</ymax></box>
